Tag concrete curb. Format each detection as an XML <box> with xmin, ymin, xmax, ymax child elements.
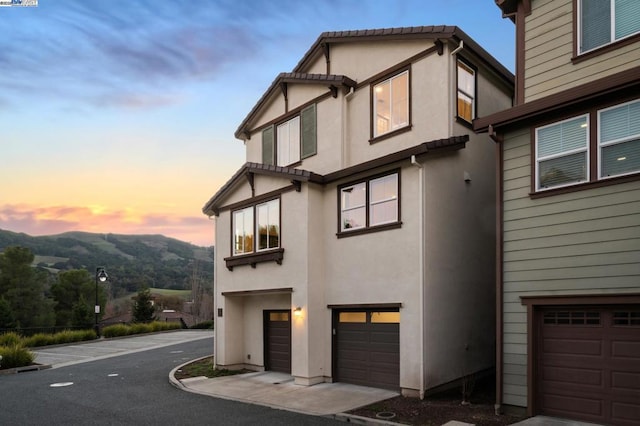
<box><xmin>0</xmin><ymin>363</ymin><xmax>51</xmax><ymax>375</ymax></box>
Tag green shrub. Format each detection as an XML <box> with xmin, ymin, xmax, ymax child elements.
<box><xmin>102</xmin><ymin>324</ymin><xmax>129</xmax><ymax>338</ymax></box>
<box><xmin>0</xmin><ymin>332</ymin><xmax>22</xmax><ymax>346</ymax></box>
<box><xmin>190</xmin><ymin>320</ymin><xmax>214</xmax><ymax>330</ymax></box>
<box><xmin>53</xmin><ymin>329</ymin><xmax>96</xmax><ymax>345</ymax></box>
<box><xmin>23</xmin><ymin>333</ymin><xmax>51</xmax><ymax>348</ymax></box>
<box><xmin>0</xmin><ymin>344</ymin><xmax>35</xmax><ymax>369</ymax></box>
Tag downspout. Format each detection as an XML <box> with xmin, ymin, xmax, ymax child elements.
<box><xmin>342</xmin><ymin>87</ymin><xmax>355</xmax><ymax>168</ymax></box>
<box><xmin>411</xmin><ymin>154</ymin><xmax>425</xmax><ymax>399</ymax></box>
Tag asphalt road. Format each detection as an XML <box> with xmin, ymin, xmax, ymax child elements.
<box><xmin>0</xmin><ymin>337</ymin><xmax>340</xmax><ymax>425</ymax></box>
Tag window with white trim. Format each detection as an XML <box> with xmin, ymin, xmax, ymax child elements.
<box><xmin>277</xmin><ymin>116</ymin><xmax>300</xmax><ymax>167</ymax></box>
<box><xmin>232</xmin><ymin>199</ymin><xmax>280</xmax><ymax>255</ymax></box>
<box><xmin>536</xmin><ymin>115</ymin><xmax>589</xmax><ymax>190</ymax></box>
<box><xmin>340</xmin><ymin>172</ymin><xmax>399</xmax><ymax>232</ymax></box>
<box><xmin>599</xmin><ymin>99</ymin><xmax>640</xmax><ymax>178</ymax></box>
<box><xmin>262</xmin><ymin>104</ymin><xmax>316</xmax><ymax>167</ymax></box>
<box><xmin>579</xmin><ymin>0</ymin><xmax>640</xmax><ymax>54</ymax></box>
<box><xmin>373</xmin><ymin>71</ymin><xmax>409</xmax><ymax>137</ymax></box>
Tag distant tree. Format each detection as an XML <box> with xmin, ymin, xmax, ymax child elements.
<box><xmin>51</xmin><ymin>269</ymin><xmax>105</xmax><ymax>327</ymax></box>
<box><xmin>0</xmin><ymin>246</ymin><xmax>55</xmax><ymax>329</ymax></box>
<box><xmin>72</xmin><ymin>294</ymin><xmax>94</xmax><ymax>329</ymax></box>
<box><xmin>132</xmin><ymin>287</ymin><xmax>156</xmax><ymax>323</ymax></box>
<box><xmin>0</xmin><ymin>297</ymin><xmax>16</xmax><ymax>329</ymax></box>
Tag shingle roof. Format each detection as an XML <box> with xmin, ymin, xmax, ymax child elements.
<box><xmin>202</xmin><ymin>135</ymin><xmax>469</xmax><ymax>216</ymax></box>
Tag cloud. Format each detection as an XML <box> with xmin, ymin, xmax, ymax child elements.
<box><xmin>0</xmin><ymin>204</ymin><xmax>214</xmax><ymax>247</ymax></box>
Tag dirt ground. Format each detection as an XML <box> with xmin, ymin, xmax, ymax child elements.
<box><xmin>347</xmin><ymin>376</ymin><xmax>527</xmax><ymax>425</ymax></box>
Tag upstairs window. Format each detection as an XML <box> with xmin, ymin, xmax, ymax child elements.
<box><xmin>373</xmin><ymin>70</ymin><xmax>409</xmax><ymax>138</ymax></box>
<box><xmin>579</xmin><ymin>0</ymin><xmax>640</xmax><ymax>54</ymax></box>
<box><xmin>456</xmin><ymin>60</ymin><xmax>476</xmax><ymax>123</ymax></box>
<box><xmin>599</xmin><ymin>99</ymin><xmax>640</xmax><ymax>178</ymax></box>
<box><xmin>232</xmin><ymin>198</ymin><xmax>280</xmax><ymax>256</ymax></box>
<box><xmin>536</xmin><ymin>115</ymin><xmax>589</xmax><ymax>190</ymax></box>
<box><xmin>339</xmin><ymin>172</ymin><xmax>399</xmax><ymax>233</ymax></box>
<box><xmin>262</xmin><ymin>103</ymin><xmax>316</xmax><ymax>166</ymax></box>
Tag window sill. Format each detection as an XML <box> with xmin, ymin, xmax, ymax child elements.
<box><xmin>455</xmin><ymin>116</ymin><xmax>473</xmax><ymax>129</ymax></box>
<box><xmin>572</xmin><ymin>33</ymin><xmax>640</xmax><ymax>65</ymax></box>
<box><xmin>224</xmin><ymin>248</ymin><xmax>285</xmax><ymax>271</ymax></box>
<box><xmin>530</xmin><ymin>173</ymin><xmax>640</xmax><ymax>199</ymax></box>
<box><xmin>369</xmin><ymin>125</ymin><xmax>412</xmax><ymax>144</ymax></box>
<box><xmin>337</xmin><ymin>221</ymin><xmax>402</xmax><ymax>238</ymax></box>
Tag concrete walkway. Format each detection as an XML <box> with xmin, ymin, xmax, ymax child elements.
<box><xmin>171</xmin><ymin>368</ymin><xmax>399</xmax><ymax>418</ymax></box>
<box><xmin>512</xmin><ymin>416</ymin><xmax>603</xmax><ymax>426</ymax></box>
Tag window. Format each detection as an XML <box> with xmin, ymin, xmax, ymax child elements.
<box><xmin>232</xmin><ymin>199</ymin><xmax>279</xmax><ymax>256</ymax></box>
<box><xmin>534</xmin><ymin>98</ymin><xmax>640</xmax><ymax>193</ymax></box>
<box><xmin>373</xmin><ymin>71</ymin><xmax>409</xmax><ymax>138</ymax></box>
<box><xmin>457</xmin><ymin>60</ymin><xmax>475</xmax><ymax>123</ymax></box>
<box><xmin>340</xmin><ymin>172</ymin><xmax>399</xmax><ymax>232</ymax></box>
<box><xmin>536</xmin><ymin>114</ymin><xmax>589</xmax><ymax>190</ymax></box>
<box><xmin>599</xmin><ymin>99</ymin><xmax>640</xmax><ymax>178</ymax></box>
<box><xmin>262</xmin><ymin>104</ymin><xmax>316</xmax><ymax>166</ymax></box>
<box><xmin>579</xmin><ymin>0</ymin><xmax>640</xmax><ymax>54</ymax></box>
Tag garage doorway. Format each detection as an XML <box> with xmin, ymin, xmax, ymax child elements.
<box><xmin>333</xmin><ymin>309</ymin><xmax>400</xmax><ymax>390</ymax></box>
<box><xmin>264</xmin><ymin>310</ymin><xmax>291</xmax><ymax>373</ymax></box>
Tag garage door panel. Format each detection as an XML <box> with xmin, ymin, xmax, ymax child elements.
<box><xmin>543</xmin><ymin>337</ymin><xmax>603</xmax><ymax>356</ymax></box>
<box><xmin>543</xmin><ymin>393</ymin><xmax>603</xmax><ymax>417</ymax></box>
<box><xmin>612</xmin><ymin>371</ymin><xmax>640</xmax><ymax>391</ymax></box>
<box><xmin>613</xmin><ymin>402</ymin><xmax>640</xmax><ymax>424</ymax></box>
<box><xmin>542</xmin><ymin>366</ymin><xmax>602</xmax><ymax>386</ymax></box>
<box><xmin>612</xmin><ymin>340</ymin><xmax>640</xmax><ymax>359</ymax></box>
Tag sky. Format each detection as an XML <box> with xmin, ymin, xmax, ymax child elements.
<box><xmin>0</xmin><ymin>0</ymin><xmax>514</xmax><ymax>247</ymax></box>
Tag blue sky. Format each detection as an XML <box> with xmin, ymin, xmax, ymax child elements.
<box><xmin>0</xmin><ymin>0</ymin><xmax>514</xmax><ymax>247</ymax></box>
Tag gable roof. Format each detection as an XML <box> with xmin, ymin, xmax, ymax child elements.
<box><xmin>234</xmin><ymin>25</ymin><xmax>514</xmax><ymax>140</ymax></box>
<box><xmin>202</xmin><ymin>135</ymin><xmax>468</xmax><ymax>216</ymax></box>
<box><xmin>234</xmin><ymin>72</ymin><xmax>357</xmax><ymax>139</ymax></box>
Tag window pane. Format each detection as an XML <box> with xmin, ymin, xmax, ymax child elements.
<box><xmin>581</xmin><ymin>0</ymin><xmax>611</xmax><ymax>52</ymax></box>
<box><xmin>600</xmin><ymin>100</ymin><xmax>640</xmax><ymax>143</ymax></box>
<box><xmin>371</xmin><ymin>312</ymin><xmax>400</xmax><ymax>323</ymax></box>
<box><xmin>269</xmin><ymin>312</ymin><xmax>289</xmax><ymax>321</ymax></box>
<box><xmin>370</xmin><ymin>174</ymin><xmax>398</xmax><ymax>226</ymax></box>
<box><xmin>615</xmin><ymin>0</ymin><xmax>640</xmax><ymax>40</ymax></box>
<box><xmin>538</xmin><ymin>116</ymin><xmax>588</xmax><ymax>158</ymax></box>
<box><xmin>457</xmin><ymin>61</ymin><xmax>475</xmax><ymax>98</ymax></box>
<box><xmin>339</xmin><ymin>312</ymin><xmax>366</xmax><ymax>323</ymax></box>
<box><xmin>391</xmin><ymin>72</ymin><xmax>408</xmax><ymax>130</ymax></box>
<box><xmin>457</xmin><ymin>92</ymin><xmax>473</xmax><ymax>122</ymax></box>
<box><xmin>233</xmin><ymin>207</ymin><xmax>253</xmax><ymax>255</ymax></box>
<box><xmin>373</xmin><ymin>71</ymin><xmax>408</xmax><ymax>137</ymax></box>
<box><xmin>342</xmin><ymin>182</ymin><xmax>366</xmax><ymax>209</ymax></box>
<box><xmin>257</xmin><ymin>199</ymin><xmax>279</xmax><ymax>251</ymax></box>
<box><xmin>289</xmin><ymin>116</ymin><xmax>300</xmax><ymax>164</ymax></box>
<box><xmin>601</xmin><ymin>138</ymin><xmax>640</xmax><ymax>176</ymax></box>
<box><xmin>539</xmin><ymin>151</ymin><xmax>588</xmax><ymax>188</ymax></box>
<box><xmin>342</xmin><ymin>207</ymin><xmax>365</xmax><ymax>231</ymax></box>
<box><xmin>277</xmin><ymin>121</ymin><xmax>290</xmax><ymax>166</ymax></box>
<box><xmin>276</xmin><ymin>116</ymin><xmax>300</xmax><ymax>166</ymax></box>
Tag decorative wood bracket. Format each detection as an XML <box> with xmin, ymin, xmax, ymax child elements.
<box><xmin>246</xmin><ymin>172</ymin><xmax>255</xmax><ymax>196</ymax></box>
<box><xmin>434</xmin><ymin>39</ymin><xmax>444</xmax><ymax>56</ymax></box>
<box><xmin>291</xmin><ymin>180</ymin><xmax>302</xmax><ymax>192</ymax></box>
<box><xmin>329</xmin><ymin>85</ymin><xmax>338</xmax><ymax>98</ymax></box>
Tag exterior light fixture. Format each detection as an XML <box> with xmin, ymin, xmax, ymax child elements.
<box><xmin>95</xmin><ymin>267</ymin><xmax>108</xmax><ymax>337</ymax></box>
<box><xmin>294</xmin><ymin>307</ymin><xmax>302</xmax><ymax>317</ymax></box>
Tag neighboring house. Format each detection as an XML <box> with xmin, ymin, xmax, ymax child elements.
<box><xmin>474</xmin><ymin>1</ymin><xmax>640</xmax><ymax>424</ymax></box>
<box><xmin>203</xmin><ymin>26</ymin><xmax>513</xmax><ymax>396</ymax></box>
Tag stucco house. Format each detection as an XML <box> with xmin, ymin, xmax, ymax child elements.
<box><xmin>203</xmin><ymin>26</ymin><xmax>513</xmax><ymax>396</ymax></box>
<box><xmin>474</xmin><ymin>1</ymin><xmax>640</xmax><ymax>424</ymax></box>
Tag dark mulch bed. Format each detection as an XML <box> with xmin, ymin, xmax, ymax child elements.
<box><xmin>347</xmin><ymin>376</ymin><xmax>527</xmax><ymax>425</ymax></box>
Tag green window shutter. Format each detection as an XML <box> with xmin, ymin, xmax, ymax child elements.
<box><xmin>300</xmin><ymin>104</ymin><xmax>316</xmax><ymax>159</ymax></box>
<box><xmin>262</xmin><ymin>126</ymin><xmax>274</xmax><ymax>165</ymax></box>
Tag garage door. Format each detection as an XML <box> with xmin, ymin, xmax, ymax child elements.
<box><xmin>536</xmin><ymin>307</ymin><xmax>640</xmax><ymax>425</ymax></box>
<box><xmin>334</xmin><ymin>310</ymin><xmax>399</xmax><ymax>390</ymax></box>
<box><xmin>264</xmin><ymin>310</ymin><xmax>291</xmax><ymax>373</ymax></box>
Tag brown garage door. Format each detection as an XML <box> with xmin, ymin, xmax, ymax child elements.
<box><xmin>264</xmin><ymin>310</ymin><xmax>291</xmax><ymax>373</ymax></box>
<box><xmin>537</xmin><ymin>307</ymin><xmax>640</xmax><ymax>425</ymax></box>
<box><xmin>334</xmin><ymin>310</ymin><xmax>399</xmax><ymax>390</ymax></box>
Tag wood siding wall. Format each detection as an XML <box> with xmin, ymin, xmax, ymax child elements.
<box><xmin>501</xmin><ymin>128</ymin><xmax>640</xmax><ymax>407</ymax></box>
<box><xmin>524</xmin><ymin>0</ymin><xmax>640</xmax><ymax>102</ymax></box>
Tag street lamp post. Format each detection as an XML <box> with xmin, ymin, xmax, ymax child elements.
<box><xmin>95</xmin><ymin>267</ymin><xmax>108</xmax><ymax>337</ymax></box>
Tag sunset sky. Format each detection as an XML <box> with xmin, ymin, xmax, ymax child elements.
<box><xmin>0</xmin><ymin>1</ymin><xmax>514</xmax><ymax>247</ymax></box>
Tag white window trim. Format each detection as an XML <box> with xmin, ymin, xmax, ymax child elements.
<box><xmin>276</xmin><ymin>116</ymin><xmax>300</xmax><ymax>167</ymax></box>
<box><xmin>373</xmin><ymin>70</ymin><xmax>409</xmax><ymax>138</ymax></box>
<box><xmin>535</xmin><ymin>114</ymin><xmax>590</xmax><ymax>191</ymax></box>
<box><xmin>368</xmin><ymin>175</ymin><xmax>399</xmax><ymax>227</ymax></box>
<box><xmin>598</xmin><ymin>98</ymin><xmax>640</xmax><ymax>180</ymax></box>
<box><xmin>232</xmin><ymin>199</ymin><xmax>280</xmax><ymax>256</ymax></box>
<box><xmin>578</xmin><ymin>0</ymin><xmax>640</xmax><ymax>55</ymax></box>
<box><xmin>232</xmin><ymin>206</ymin><xmax>254</xmax><ymax>256</ymax></box>
<box><xmin>255</xmin><ymin>199</ymin><xmax>280</xmax><ymax>252</ymax></box>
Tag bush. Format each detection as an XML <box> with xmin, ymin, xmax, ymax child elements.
<box><xmin>0</xmin><ymin>344</ymin><xmax>35</xmax><ymax>369</ymax></box>
<box><xmin>23</xmin><ymin>333</ymin><xmax>51</xmax><ymax>348</ymax></box>
<box><xmin>190</xmin><ymin>320</ymin><xmax>214</xmax><ymax>330</ymax></box>
<box><xmin>102</xmin><ymin>324</ymin><xmax>129</xmax><ymax>338</ymax></box>
<box><xmin>21</xmin><ymin>329</ymin><xmax>97</xmax><ymax>347</ymax></box>
<box><xmin>0</xmin><ymin>332</ymin><xmax>22</xmax><ymax>346</ymax></box>
<box><xmin>102</xmin><ymin>321</ymin><xmax>180</xmax><ymax>338</ymax></box>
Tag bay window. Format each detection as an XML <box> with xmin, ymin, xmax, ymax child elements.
<box><xmin>579</xmin><ymin>0</ymin><xmax>640</xmax><ymax>54</ymax></box>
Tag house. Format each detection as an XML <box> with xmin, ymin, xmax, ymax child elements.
<box><xmin>203</xmin><ymin>26</ymin><xmax>513</xmax><ymax>396</ymax></box>
<box><xmin>474</xmin><ymin>1</ymin><xmax>640</xmax><ymax>424</ymax></box>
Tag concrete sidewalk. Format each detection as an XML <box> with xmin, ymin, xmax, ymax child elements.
<box><xmin>170</xmin><ymin>367</ymin><xmax>399</xmax><ymax>419</ymax></box>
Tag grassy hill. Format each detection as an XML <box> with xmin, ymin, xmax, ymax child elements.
<box><xmin>0</xmin><ymin>229</ymin><xmax>213</xmax><ymax>296</ymax></box>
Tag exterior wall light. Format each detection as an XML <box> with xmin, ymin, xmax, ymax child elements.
<box><xmin>294</xmin><ymin>307</ymin><xmax>302</xmax><ymax>317</ymax></box>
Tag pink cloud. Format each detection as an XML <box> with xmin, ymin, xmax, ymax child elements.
<box><xmin>0</xmin><ymin>204</ymin><xmax>214</xmax><ymax>247</ymax></box>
